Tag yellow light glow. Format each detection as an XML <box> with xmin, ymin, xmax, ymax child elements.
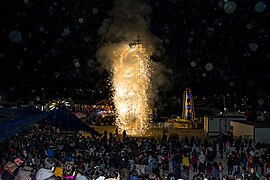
<box><xmin>112</xmin><ymin>44</ymin><xmax>152</xmax><ymax>136</ymax></box>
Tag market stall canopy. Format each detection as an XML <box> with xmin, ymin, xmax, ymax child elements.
<box><xmin>0</xmin><ymin>106</ymin><xmax>100</xmax><ymax>142</ymax></box>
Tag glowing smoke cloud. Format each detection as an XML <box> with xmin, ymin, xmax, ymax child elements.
<box><xmin>97</xmin><ymin>0</ymin><xmax>169</xmax><ymax>136</ymax></box>
<box><xmin>111</xmin><ymin>44</ymin><xmax>152</xmax><ymax>135</ymax></box>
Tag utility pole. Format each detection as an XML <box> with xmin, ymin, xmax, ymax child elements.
<box><xmin>223</xmin><ymin>95</ymin><xmax>226</xmax><ymax>112</ymax></box>
<box><xmin>42</xmin><ymin>88</ymin><xmax>46</xmax><ymax>105</ymax></box>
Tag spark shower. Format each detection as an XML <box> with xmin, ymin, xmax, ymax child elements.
<box><xmin>112</xmin><ymin>43</ymin><xmax>152</xmax><ymax>136</ymax></box>
<box><xmin>97</xmin><ymin>0</ymin><xmax>169</xmax><ymax>136</ymax></box>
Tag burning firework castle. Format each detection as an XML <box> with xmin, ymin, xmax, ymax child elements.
<box><xmin>112</xmin><ymin>42</ymin><xmax>152</xmax><ymax>136</ymax></box>
<box><xmin>97</xmin><ymin>0</ymin><xmax>169</xmax><ymax>136</ymax></box>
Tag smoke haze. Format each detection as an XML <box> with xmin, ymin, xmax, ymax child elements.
<box><xmin>96</xmin><ymin>0</ymin><xmax>171</xmax><ymax>108</ymax></box>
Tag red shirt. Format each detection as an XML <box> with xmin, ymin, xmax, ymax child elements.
<box><xmin>248</xmin><ymin>156</ymin><xmax>254</xmax><ymax>167</ymax></box>
<box><xmin>192</xmin><ymin>155</ymin><xmax>198</xmax><ymax>164</ymax></box>
<box><xmin>206</xmin><ymin>165</ymin><xmax>212</xmax><ymax>174</ymax></box>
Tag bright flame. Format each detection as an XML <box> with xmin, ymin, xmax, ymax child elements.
<box><xmin>112</xmin><ymin>44</ymin><xmax>152</xmax><ymax>136</ymax></box>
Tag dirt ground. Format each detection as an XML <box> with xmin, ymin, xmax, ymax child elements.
<box><xmin>91</xmin><ymin>125</ymin><xmax>207</xmax><ymax>140</ymax></box>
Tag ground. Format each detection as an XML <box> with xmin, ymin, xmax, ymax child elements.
<box><xmin>92</xmin><ymin>125</ymin><xmax>207</xmax><ymax>140</ymax></box>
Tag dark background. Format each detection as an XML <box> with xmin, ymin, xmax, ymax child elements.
<box><xmin>0</xmin><ymin>0</ymin><xmax>270</xmax><ymax>112</ymax></box>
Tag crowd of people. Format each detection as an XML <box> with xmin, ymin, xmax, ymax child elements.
<box><xmin>1</xmin><ymin>124</ymin><xmax>270</xmax><ymax>180</ymax></box>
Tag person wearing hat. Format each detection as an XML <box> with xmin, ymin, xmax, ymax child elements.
<box><xmin>167</xmin><ymin>172</ymin><xmax>177</xmax><ymax>180</ymax></box>
<box><xmin>105</xmin><ymin>170</ymin><xmax>120</xmax><ymax>180</ymax></box>
<box><xmin>2</xmin><ymin>157</ymin><xmax>24</xmax><ymax>180</ymax></box>
<box><xmin>129</xmin><ymin>170</ymin><xmax>139</xmax><ymax>180</ymax></box>
<box><xmin>148</xmin><ymin>173</ymin><xmax>156</xmax><ymax>180</ymax></box>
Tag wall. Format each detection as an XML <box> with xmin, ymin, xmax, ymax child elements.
<box><xmin>255</xmin><ymin>128</ymin><xmax>270</xmax><ymax>143</ymax></box>
<box><xmin>230</xmin><ymin>121</ymin><xmax>254</xmax><ymax>138</ymax></box>
<box><xmin>204</xmin><ymin>116</ymin><xmax>246</xmax><ymax>136</ymax></box>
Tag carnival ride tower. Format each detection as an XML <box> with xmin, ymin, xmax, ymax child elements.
<box><xmin>182</xmin><ymin>88</ymin><xmax>195</xmax><ymax>121</ymax></box>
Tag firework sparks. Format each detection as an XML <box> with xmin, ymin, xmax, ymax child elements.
<box><xmin>112</xmin><ymin>43</ymin><xmax>152</xmax><ymax>136</ymax></box>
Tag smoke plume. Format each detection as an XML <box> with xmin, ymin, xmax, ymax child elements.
<box><xmin>96</xmin><ymin>0</ymin><xmax>171</xmax><ymax>108</ymax></box>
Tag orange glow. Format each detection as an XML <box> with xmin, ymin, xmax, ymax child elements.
<box><xmin>112</xmin><ymin>44</ymin><xmax>152</xmax><ymax>136</ymax></box>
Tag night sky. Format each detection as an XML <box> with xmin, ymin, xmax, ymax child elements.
<box><xmin>0</xmin><ymin>0</ymin><xmax>270</xmax><ymax>104</ymax></box>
